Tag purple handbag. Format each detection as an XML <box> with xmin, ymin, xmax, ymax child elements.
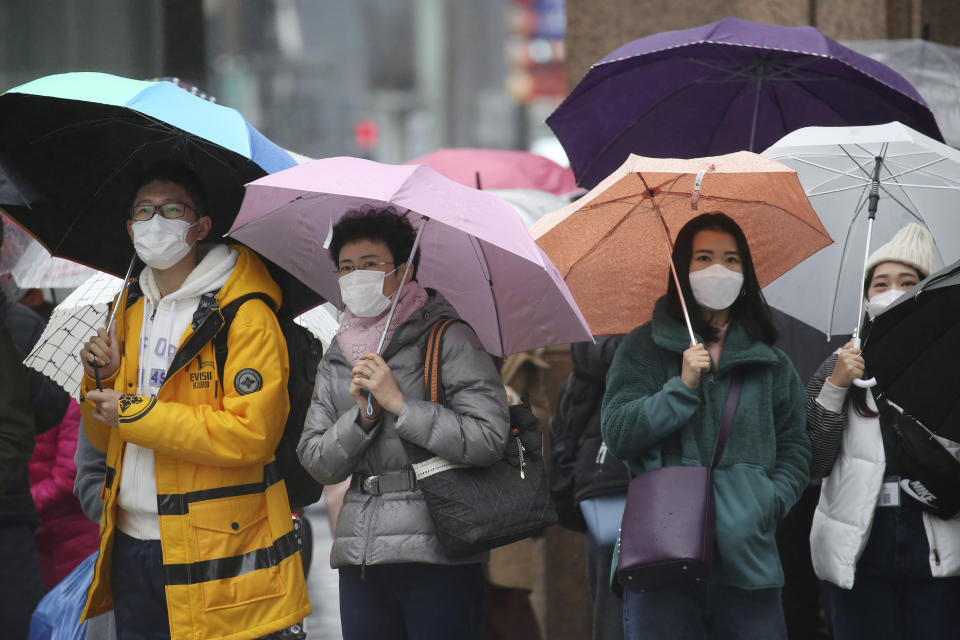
<box><xmin>616</xmin><ymin>371</ymin><xmax>744</xmax><ymax>592</ymax></box>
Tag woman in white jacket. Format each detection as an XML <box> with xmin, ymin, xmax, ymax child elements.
<box><xmin>806</xmin><ymin>223</ymin><xmax>960</xmax><ymax>640</ymax></box>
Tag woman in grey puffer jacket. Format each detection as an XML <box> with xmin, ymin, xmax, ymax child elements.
<box><xmin>298</xmin><ymin>208</ymin><xmax>510</xmax><ymax>640</ymax></box>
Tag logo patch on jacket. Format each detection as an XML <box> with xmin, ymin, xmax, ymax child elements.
<box><xmin>234</xmin><ymin>368</ymin><xmax>263</xmax><ymax>395</ymax></box>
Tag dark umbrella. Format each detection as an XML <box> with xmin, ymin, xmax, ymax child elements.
<box><xmin>0</xmin><ymin>72</ymin><xmax>294</xmax><ymax>276</ymax></box>
<box><xmin>862</xmin><ymin>259</ymin><xmax>960</xmax><ymax>441</ymax></box>
<box><xmin>549</xmin><ymin>17</ymin><xmax>943</xmax><ymax>189</ymax></box>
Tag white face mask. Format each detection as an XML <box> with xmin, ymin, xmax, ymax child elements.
<box><xmin>865</xmin><ymin>288</ymin><xmax>906</xmax><ymax>320</ymax></box>
<box><xmin>338</xmin><ymin>268</ymin><xmax>398</xmax><ymax>317</ymax></box>
<box><xmin>132</xmin><ymin>216</ymin><xmax>197</xmax><ymax>270</ymax></box>
<box><xmin>688</xmin><ymin>264</ymin><xmax>745</xmax><ymax>311</ymax></box>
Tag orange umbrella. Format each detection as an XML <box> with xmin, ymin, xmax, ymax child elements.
<box><xmin>531</xmin><ymin>151</ymin><xmax>832</xmax><ymax>337</ymax></box>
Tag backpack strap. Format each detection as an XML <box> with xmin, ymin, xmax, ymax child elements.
<box><xmin>213</xmin><ymin>292</ymin><xmax>274</xmax><ymax>391</ymax></box>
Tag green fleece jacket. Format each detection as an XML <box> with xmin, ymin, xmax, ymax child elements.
<box><xmin>601</xmin><ymin>298</ymin><xmax>810</xmax><ymax>589</ymax></box>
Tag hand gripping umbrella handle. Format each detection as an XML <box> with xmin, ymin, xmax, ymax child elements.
<box><xmin>849</xmin><ymin>336</ymin><xmax>877</xmax><ymax>389</ymax></box>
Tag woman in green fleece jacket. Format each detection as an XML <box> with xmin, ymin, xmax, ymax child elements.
<box><xmin>601</xmin><ymin>213</ymin><xmax>810</xmax><ymax>640</ymax></box>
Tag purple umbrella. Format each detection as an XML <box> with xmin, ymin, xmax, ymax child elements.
<box><xmin>549</xmin><ymin>17</ymin><xmax>943</xmax><ymax>189</ymax></box>
<box><xmin>226</xmin><ymin>156</ymin><xmax>593</xmax><ymax>356</ymax></box>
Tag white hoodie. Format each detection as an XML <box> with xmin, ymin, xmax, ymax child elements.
<box><xmin>116</xmin><ymin>244</ymin><xmax>238</xmax><ymax>540</ymax></box>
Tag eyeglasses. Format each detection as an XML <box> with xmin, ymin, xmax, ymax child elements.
<box><xmin>130</xmin><ymin>202</ymin><xmax>196</xmax><ymax>221</ymax></box>
<box><xmin>336</xmin><ymin>261</ymin><xmax>394</xmax><ymax>276</ymax></box>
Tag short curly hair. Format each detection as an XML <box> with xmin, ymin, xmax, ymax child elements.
<box><xmin>328</xmin><ymin>206</ymin><xmax>421</xmax><ymax>278</ymax></box>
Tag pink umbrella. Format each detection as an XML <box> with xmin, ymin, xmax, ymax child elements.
<box><xmin>227</xmin><ymin>156</ymin><xmax>592</xmax><ymax>356</ymax></box>
<box><xmin>405</xmin><ymin>147</ymin><xmax>577</xmax><ymax>196</ymax></box>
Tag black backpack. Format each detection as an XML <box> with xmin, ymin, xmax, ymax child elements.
<box><xmin>214</xmin><ymin>293</ymin><xmax>325</xmax><ymax>511</ymax></box>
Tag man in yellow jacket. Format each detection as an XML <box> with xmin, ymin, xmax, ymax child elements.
<box><xmin>80</xmin><ymin>163</ymin><xmax>310</xmax><ymax>640</ymax></box>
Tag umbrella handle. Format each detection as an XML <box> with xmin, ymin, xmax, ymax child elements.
<box><xmin>366</xmin><ymin>392</ymin><xmax>374</xmax><ymax>416</ymax></box>
<box><xmin>848</xmin><ymin>337</ymin><xmax>876</xmax><ymax>388</ymax></box>
<box><xmin>91</xmin><ymin>362</ymin><xmax>103</xmax><ymax>392</ymax></box>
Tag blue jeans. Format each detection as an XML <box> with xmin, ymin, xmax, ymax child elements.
<box><xmin>339</xmin><ymin>562</ymin><xmax>484</xmax><ymax>640</ymax></box>
<box><xmin>622</xmin><ymin>582</ymin><xmax>786</xmax><ymax>640</ymax></box>
<box><xmin>823</xmin><ymin>507</ymin><xmax>960</xmax><ymax>640</ymax></box>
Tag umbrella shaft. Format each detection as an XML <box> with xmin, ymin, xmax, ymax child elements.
<box><xmin>375</xmin><ymin>219</ymin><xmax>428</xmax><ymax>355</ymax></box>
<box><xmin>854</xmin><ymin>218</ymin><xmax>876</xmax><ymax>341</ymax></box>
<box><xmin>105</xmin><ymin>254</ymin><xmax>138</xmax><ymax>333</ymax></box>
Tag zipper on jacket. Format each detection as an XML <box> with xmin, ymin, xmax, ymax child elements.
<box><xmin>927</xmin><ymin>514</ymin><xmax>941</xmax><ymax>566</ymax></box>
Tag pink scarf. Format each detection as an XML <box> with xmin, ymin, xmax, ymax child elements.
<box><xmin>336</xmin><ymin>281</ymin><xmax>430</xmax><ymax>365</ymax></box>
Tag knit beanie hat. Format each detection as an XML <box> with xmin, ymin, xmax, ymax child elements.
<box><xmin>865</xmin><ymin>223</ymin><xmax>937</xmax><ymax>282</ymax></box>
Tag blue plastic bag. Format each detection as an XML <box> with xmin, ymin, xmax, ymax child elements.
<box><xmin>28</xmin><ymin>551</ymin><xmax>96</xmax><ymax>640</ymax></box>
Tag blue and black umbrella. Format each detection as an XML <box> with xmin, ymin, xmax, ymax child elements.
<box><xmin>0</xmin><ymin>72</ymin><xmax>295</xmax><ymax>278</ymax></box>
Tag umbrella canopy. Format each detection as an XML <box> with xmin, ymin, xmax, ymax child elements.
<box><xmin>23</xmin><ymin>271</ymin><xmax>120</xmax><ymax>399</ymax></box>
<box><xmin>0</xmin><ymin>72</ymin><xmax>296</xmax><ymax>276</ymax></box>
<box><xmin>861</xmin><ymin>259</ymin><xmax>960</xmax><ymax>441</ymax></box>
<box><xmin>227</xmin><ymin>156</ymin><xmax>593</xmax><ymax>356</ymax></box>
<box><xmin>531</xmin><ymin>151</ymin><xmax>832</xmax><ymax>336</ymax></box>
<box><xmin>24</xmin><ymin>271</ymin><xmax>336</xmax><ymax>399</ymax></box>
<box><xmin>550</xmin><ymin>17</ymin><xmax>943</xmax><ymax>189</ymax></box>
<box><xmin>762</xmin><ymin>122</ymin><xmax>960</xmax><ymax>338</ymax></box>
<box><xmin>484</xmin><ymin>189</ymin><xmax>570</xmax><ymax>229</ymax></box>
<box><xmin>406</xmin><ymin>148</ymin><xmax>577</xmax><ymax>196</ymax></box>
<box><xmin>1</xmin><ymin>212</ymin><xmax>96</xmax><ymax>289</ymax></box>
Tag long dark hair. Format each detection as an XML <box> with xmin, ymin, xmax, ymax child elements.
<box><xmin>665</xmin><ymin>212</ymin><xmax>777</xmax><ymax>345</ymax></box>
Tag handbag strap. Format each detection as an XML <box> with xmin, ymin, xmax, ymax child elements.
<box><xmin>710</xmin><ymin>370</ymin><xmax>745</xmax><ymax>469</ymax></box>
<box><xmin>424</xmin><ymin>318</ymin><xmax>460</xmax><ymax>404</ymax></box>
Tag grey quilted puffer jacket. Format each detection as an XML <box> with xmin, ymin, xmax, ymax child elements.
<box><xmin>298</xmin><ymin>290</ymin><xmax>510</xmax><ymax>568</ymax></box>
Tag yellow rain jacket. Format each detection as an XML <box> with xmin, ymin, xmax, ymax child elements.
<box><xmin>80</xmin><ymin>245</ymin><xmax>311</xmax><ymax>640</ymax></box>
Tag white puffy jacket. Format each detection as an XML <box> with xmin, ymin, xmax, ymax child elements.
<box><xmin>807</xmin><ymin>351</ymin><xmax>960</xmax><ymax>589</ymax></box>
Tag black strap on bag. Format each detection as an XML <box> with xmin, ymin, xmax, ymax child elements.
<box><xmin>875</xmin><ymin>395</ymin><xmax>960</xmax><ymax>519</ymax></box>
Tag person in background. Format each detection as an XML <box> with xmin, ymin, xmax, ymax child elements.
<box><xmin>298</xmin><ymin>207</ymin><xmax>510</xmax><ymax>640</ymax></box>
<box><xmin>602</xmin><ymin>212</ymin><xmax>810</xmax><ymax>639</ymax></box>
<box><xmin>807</xmin><ymin>223</ymin><xmax>960</xmax><ymax>639</ymax></box>
<box><xmin>28</xmin><ymin>399</ymin><xmax>100</xmax><ymax>589</ymax></box>
<box><xmin>0</xmin><ymin>216</ymin><xmax>69</xmax><ymax>640</ymax></box>
<box><xmin>0</xmin><ymin>320</ymin><xmax>40</xmax><ymax>640</ymax></box>
<box><xmin>550</xmin><ymin>335</ymin><xmax>628</xmax><ymax>640</ymax></box>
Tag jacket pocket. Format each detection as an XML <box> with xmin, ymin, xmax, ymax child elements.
<box><xmin>188</xmin><ymin>494</ymin><xmax>285</xmax><ymax>610</ymax></box>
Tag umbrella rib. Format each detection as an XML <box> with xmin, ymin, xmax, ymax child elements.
<box><xmin>565</xmin><ymin>199</ymin><xmax>653</xmax><ymax>277</ymax></box>
<box><xmin>53</xmin><ymin>135</ymin><xmax>179</xmax><ymax>256</ymax></box>
<box><xmin>29</xmin><ymin>115</ymin><xmax>177</xmax><ymax>145</ymax></box>
<box><xmin>826</xmin><ymin>199</ymin><xmax>870</xmax><ymax>337</ymax></box>
<box><xmin>579</xmin><ymin>78</ymin><xmax>722</xmax><ymax>181</ymax></box>
<box><xmin>467</xmin><ymin>234</ymin><xmax>505</xmax><ymax>356</ymax></box>
<box><xmin>880</xmin><ymin>157</ymin><xmax>960</xmax><ymax>185</ymax></box>
<box><xmin>765</xmin><ymin>81</ymin><xmax>791</xmax><ymax>140</ymax></box>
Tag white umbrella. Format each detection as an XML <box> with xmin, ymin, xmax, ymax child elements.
<box><xmin>1</xmin><ymin>213</ymin><xmax>97</xmax><ymax>289</ymax></box>
<box><xmin>24</xmin><ymin>271</ymin><xmax>121</xmax><ymax>398</ymax></box>
<box><xmin>26</xmin><ymin>272</ymin><xmax>340</xmax><ymax>399</ymax></box>
<box><xmin>485</xmin><ymin>188</ymin><xmax>571</xmax><ymax>229</ymax></box>
<box><xmin>762</xmin><ymin>121</ymin><xmax>960</xmax><ymax>339</ymax></box>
